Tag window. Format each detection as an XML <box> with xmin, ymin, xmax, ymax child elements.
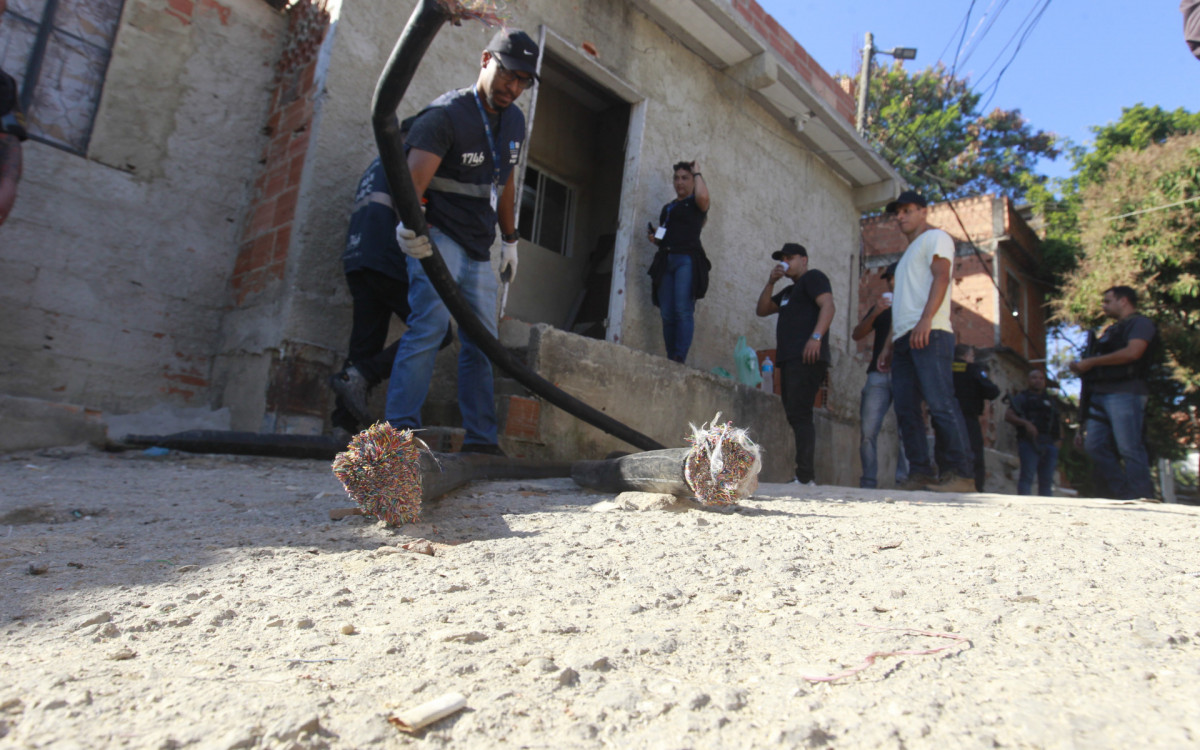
<box><xmin>1007</xmin><ymin>272</ymin><xmax>1024</xmax><ymax>326</ymax></box>
<box><xmin>0</xmin><ymin>0</ymin><xmax>124</xmax><ymax>154</ymax></box>
<box><xmin>518</xmin><ymin>165</ymin><xmax>575</xmax><ymax>255</ymax></box>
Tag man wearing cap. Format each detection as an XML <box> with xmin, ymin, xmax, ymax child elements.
<box><xmin>757</xmin><ymin>243</ymin><xmax>835</xmax><ymax>485</ymax></box>
<box><xmin>878</xmin><ymin>191</ymin><xmax>975</xmax><ymax>493</ymax></box>
<box><xmin>387</xmin><ymin>29</ymin><xmax>538</xmax><ymax>455</ymax></box>
<box><xmin>852</xmin><ymin>261</ymin><xmax>908</xmax><ymax>488</ymax></box>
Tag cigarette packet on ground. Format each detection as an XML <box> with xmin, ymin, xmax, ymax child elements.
<box><xmin>388</xmin><ymin>692</ymin><xmax>467</xmax><ymax>733</ymax></box>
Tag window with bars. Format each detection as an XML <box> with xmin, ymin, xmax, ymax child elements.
<box><xmin>518</xmin><ymin>165</ymin><xmax>575</xmax><ymax>256</ymax></box>
<box><xmin>0</xmin><ymin>0</ymin><xmax>124</xmax><ymax>154</ymax></box>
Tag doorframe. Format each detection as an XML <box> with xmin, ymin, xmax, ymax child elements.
<box><xmin>525</xmin><ymin>25</ymin><xmax>647</xmax><ymax>346</ymax></box>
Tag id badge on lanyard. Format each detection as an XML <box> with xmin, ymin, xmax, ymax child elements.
<box><xmin>474</xmin><ymin>90</ymin><xmax>503</xmax><ymax>213</ymax></box>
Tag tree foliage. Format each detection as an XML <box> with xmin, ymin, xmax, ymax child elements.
<box><xmin>1053</xmin><ymin>132</ymin><xmax>1200</xmax><ymax>459</ymax></box>
<box><xmin>848</xmin><ymin>62</ymin><xmax>1060</xmax><ymax>203</ymax></box>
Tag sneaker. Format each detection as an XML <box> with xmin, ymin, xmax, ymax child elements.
<box><xmin>897</xmin><ymin>473</ymin><xmax>934</xmax><ymax>491</ymax></box>
<box><xmin>330</xmin><ymin>365</ymin><xmax>372</xmax><ymax>427</ymax></box>
<box><xmin>788</xmin><ymin>477</ymin><xmax>817</xmax><ymax>486</ymax></box>
<box><xmin>460</xmin><ymin>443</ymin><xmax>506</xmax><ymax>457</ymax></box>
<box><xmin>925</xmin><ymin>472</ymin><xmax>976</xmax><ymax>494</ymax></box>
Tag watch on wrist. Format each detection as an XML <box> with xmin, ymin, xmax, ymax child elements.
<box><xmin>502</xmin><ymin>231</ymin><xmax>520</xmax><ymax>243</ymax></box>
<box><xmin>811</xmin><ymin>333</ymin><xmax>822</xmax><ymax>341</ymax></box>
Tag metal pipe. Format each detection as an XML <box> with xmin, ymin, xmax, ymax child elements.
<box><xmin>369</xmin><ymin>0</ymin><xmax>663</xmax><ymax>452</ymax></box>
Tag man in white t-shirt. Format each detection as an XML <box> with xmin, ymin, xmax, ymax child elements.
<box><xmin>878</xmin><ymin>191</ymin><xmax>975</xmax><ymax>493</ymax></box>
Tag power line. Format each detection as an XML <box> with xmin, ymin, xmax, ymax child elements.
<box><xmin>974</xmin><ymin>0</ymin><xmax>1053</xmax><ymax>112</ymax></box>
<box><xmin>956</xmin><ymin>0</ymin><xmax>1013</xmax><ymax>70</ymax></box>
<box><xmin>948</xmin><ymin>0</ymin><xmax>977</xmax><ymax>81</ymax></box>
<box><xmin>1100</xmin><ymin>195</ymin><xmax>1200</xmax><ymax>221</ymax></box>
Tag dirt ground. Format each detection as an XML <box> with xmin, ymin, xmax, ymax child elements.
<box><xmin>1</xmin><ymin>445</ymin><xmax>1198</xmax><ymax>749</ymax></box>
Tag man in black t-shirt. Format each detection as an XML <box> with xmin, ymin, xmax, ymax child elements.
<box><xmin>951</xmin><ymin>344</ymin><xmax>1000</xmax><ymax>491</ymax></box>
<box><xmin>1069</xmin><ymin>285</ymin><xmax>1158</xmax><ymax>500</ymax></box>
<box><xmin>756</xmin><ymin>243</ymin><xmax>835</xmax><ymax>485</ymax></box>
<box><xmin>852</xmin><ymin>261</ymin><xmax>908</xmax><ymax>488</ymax></box>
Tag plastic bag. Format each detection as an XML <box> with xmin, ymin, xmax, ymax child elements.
<box><xmin>734</xmin><ymin>335</ymin><xmax>763</xmax><ymax>387</ymax></box>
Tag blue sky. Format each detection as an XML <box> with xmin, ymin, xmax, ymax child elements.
<box><xmin>758</xmin><ymin>0</ymin><xmax>1200</xmax><ymax>181</ymax></box>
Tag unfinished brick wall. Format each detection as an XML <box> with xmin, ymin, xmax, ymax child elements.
<box><xmin>230</xmin><ymin>0</ymin><xmax>329</xmax><ymax>306</ymax></box>
<box><xmin>730</xmin><ymin>0</ymin><xmax>857</xmax><ymax>125</ymax></box>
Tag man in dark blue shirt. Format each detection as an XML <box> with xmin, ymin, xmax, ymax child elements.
<box><xmin>756</xmin><ymin>243</ymin><xmax>835</xmax><ymax>485</ymax></box>
<box><xmin>388</xmin><ymin>29</ymin><xmax>537</xmax><ymax>455</ymax></box>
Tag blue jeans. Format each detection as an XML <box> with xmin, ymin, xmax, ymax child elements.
<box><xmin>385</xmin><ymin>227</ymin><xmax>499</xmax><ymax>446</ymax></box>
<box><xmin>657</xmin><ymin>253</ymin><xmax>694</xmax><ymax>362</ymax></box>
<box><xmin>1017</xmin><ymin>437</ymin><xmax>1059</xmax><ymax>496</ymax></box>
<box><xmin>891</xmin><ymin>330</ymin><xmax>974</xmax><ymax>479</ymax></box>
<box><xmin>859</xmin><ymin>371</ymin><xmax>909</xmax><ymax>488</ymax></box>
<box><xmin>1085</xmin><ymin>392</ymin><xmax>1154</xmax><ymax>499</ymax></box>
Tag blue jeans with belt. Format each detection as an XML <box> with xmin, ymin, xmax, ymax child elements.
<box><xmin>890</xmin><ymin>330</ymin><xmax>974</xmax><ymax>480</ymax></box>
<box><xmin>1085</xmin><ymin>391</ymin><xmax>1153</xmax><ymax>499</ymax></box>
<box><xmin>385</xmin><ymin>227</ymin><xmax>499</xmax><ymax>447</ymax></box>
<box><xmin>657</xmin><ymin>252</ymin><xmax>695</xmax><ymax>363</ymax></box>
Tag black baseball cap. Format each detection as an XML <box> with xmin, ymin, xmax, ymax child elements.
<box><xmin>881</xmin><ymin>261</ymin><xmax>898</xmax><ymax>279</ymax></box>
<box><xmin>771</xmin><ymin>242</ymin><xmax>808</xmax><ymax>261</ymax></box>
<box><xmin>487</xmin><ymin>30</ymin><xmax>540</xmax><ymax>78</ymax></box>
<box><xmin>885</xmin><ymin>190</ymin><xmax>927</xmax><ymax>214</ymax></box>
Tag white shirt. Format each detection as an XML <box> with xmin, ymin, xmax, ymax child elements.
<box><xmin>891</xmin><ymin>227</ymin><xmax>955</xmax><ymax>339</ymax></box>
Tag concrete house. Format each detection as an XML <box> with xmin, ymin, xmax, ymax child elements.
<box><xmin>859</xmin><ymin>195</ymin><xmax>1050</xmax><ymax>492</ymax></box>
<box><xmin>1</xmin><ymin>0</ymin><xmax>902</xmax><ymax>483</ymax></box>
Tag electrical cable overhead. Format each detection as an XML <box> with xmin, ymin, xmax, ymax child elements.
<box><xmin>948</xmin><ymin>0</ymin><xmax>977</xmax><ymax>81</ymax></box>
<box><xmin>974</xmin><ymin>0</ymin><xmax>1053</xmax><ymax>112</ymax></box>
<box><xmin>956</xmin><ymin>0</ymin><xmax>1013</xmax><ymax>70</ymax></box>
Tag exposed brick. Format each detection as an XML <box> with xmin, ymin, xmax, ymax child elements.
<box><xmin>273</xmin><ymin>187</ymin><xmax>299</xmax><ymax>228</ymax></box>
<box><xmin>272</xmin><ymin>225</ymin><xmax>291</xmax><ymax>262</ymax></box>
<box><xmin>166</xmin><ymin>0</ymin><xmax>194</xmax><ymax>18</ymax></box>
<box><xmin>503</xmin><ymin>396</ymin><xmax>541</xmax><ymax>440</ymax></box>
<box><xmin>249</xmin><ymin>198</ymin><xmax>277</xmax><ymax>238</ymax></box>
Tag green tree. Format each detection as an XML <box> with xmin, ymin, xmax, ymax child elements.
<box><xmin>1028</xmin><ymin>105</ymin><xmax>1200</xmax><ymax>288</ymax></box>
<box><xmin>847</xmin><ymin>62</ymin><xmax>1060</xmax><ymax>203</ymax></box>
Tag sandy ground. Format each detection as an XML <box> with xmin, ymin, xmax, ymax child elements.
<box><xmin>1</xmin><ymin>445</ymin><xmax>1198</xmax><ymax>750</ymax></box>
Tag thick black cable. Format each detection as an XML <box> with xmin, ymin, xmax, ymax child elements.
<box><xmin>370</xmin><ymin>0</ymin><xmax>664</xmax><ymax>452</ymax></box>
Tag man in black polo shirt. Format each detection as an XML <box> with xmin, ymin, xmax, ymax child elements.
<box><xmin>756</xmin><ymin>243</ymin><xmax>835</xmax><ymax>485</ymax></box>
<box><xmin>1005</xmin><ymin>369</ymin><xmax>1061</xmax><ymax>496</ymax></box>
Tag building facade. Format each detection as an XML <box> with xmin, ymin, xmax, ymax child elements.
<box><xmin>2</xmin><ymin>0</ymin><xmax>904</xmax><ymax>482</ymax></box>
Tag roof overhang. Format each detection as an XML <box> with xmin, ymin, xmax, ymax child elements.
<box><xmin>627</xmin><ymin>0</ymin><xmax>901</xmax><ymax>211</ymax></box>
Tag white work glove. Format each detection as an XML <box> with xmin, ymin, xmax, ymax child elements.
<box><xmin>499</xmin><ymin>240</ymin><xmax>518</xmax><ymax>283</ymax></box>
<box><xmin>395</xmin><ymin>222</ymin><xmax>432</xmax><ymax>259</ymax></box>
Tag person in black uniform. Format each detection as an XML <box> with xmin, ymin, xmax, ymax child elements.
<box><xmin>0</xmin><ymin>0</ymin><xmax>27</xmax><ymax>228</ymax></box>
<box><xmin>1005</xmin><ymin>369</ymin><xmax>1061</xmax><ymax>496</ymax></box>
<box><xmin>329</xmin><ymin>158</ymin><xmax>454</xmax><ymax>434</ymax></box>
<box><xmin>388</xmin><ymin>29</ymin><xmax>537</xmax><ymax>455</ymax></box>
<box><xmin>647</xmin><ymin>160</ymin><xmax>711</xmax><ymax>363</ymax></box>
<box><xmin>756</xmin><ymin>243</ymin><xmax>835</xmax><ymax>485</ymax></box>
<box><xmin>949</xmin><ymin>344</ymin><xmax>1000</xmax><ymax>491</ymax></box>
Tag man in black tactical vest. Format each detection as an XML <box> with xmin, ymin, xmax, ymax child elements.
<box><xmin>951</xmin><ymin>344</ymin><xmax>1000</xmax><ymax>492</ymax></box>
<box><xmin>387</xmin><ymin>29</ymin><xmax>538</xmax><ymax>456</ymax></box>
<box><xmin>1069</xmin><ymin>285</ymin><xmax>1158</xmax><ymax>500</ymax></box>
<box><xmin>1</xmin><ymin>0</ymin><xmax>28</xmax><ymax>227</ymax></box>
<box><xmin>1005</xmin><ymin>369</ymin><xmax>1061</xmax><ymax>496</ymax></box>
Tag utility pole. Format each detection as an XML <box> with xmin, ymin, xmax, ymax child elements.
<box><xmin>855</xmin><ymin>32</ymin><xmax>874</xmax><ymax>136</ymax></box>
<box><xmin>854</xmin><ymin>32</ymin><xmax>917</xmax><ymax>136</ymax></box>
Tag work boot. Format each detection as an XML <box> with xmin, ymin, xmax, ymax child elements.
<box><xmin>330</xmin><ymin>365</ymin><xmax>372</xmax><ymax>427</ymax></box>
<box><xmin>925</xmin><ymin>472</ymin><xmax>976</xmax><ymax>494</ymax></box>
<box><xmin>897</xmin><ymin>472</ymin><xmax>935</xmax><ymax>491</ymax></box>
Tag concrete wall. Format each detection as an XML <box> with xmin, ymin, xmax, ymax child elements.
<box><xmin>0</xmin><ymin>0</ymin><xmax>283</xmax><ymax>436</ymax></box>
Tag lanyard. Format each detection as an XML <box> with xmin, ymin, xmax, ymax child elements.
<box><xmin>472</xmin><ymin>89</ymin><xmax>504</xmax><ymax>191</ymax></box>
